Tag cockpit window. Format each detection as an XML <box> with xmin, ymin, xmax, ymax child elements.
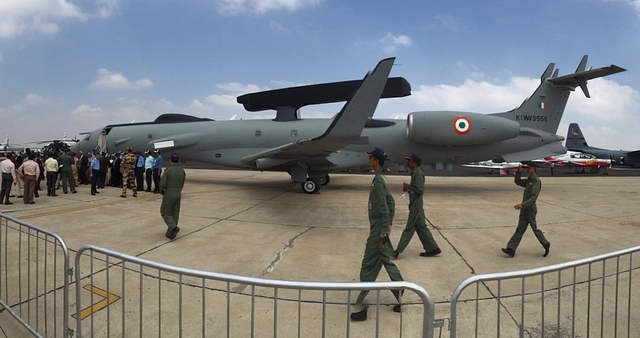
<box><xmin>82</xmin><ymin>133</ymin><xmax>91</xmax><ymax>141</ymax></box>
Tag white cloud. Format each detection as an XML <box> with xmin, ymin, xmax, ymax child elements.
<box><xmin>71</xmin><ymin>104</ymin><xmax>103</xmax><ymax>116</ymax></box>
<box><xmin>410</xmin><ymin>76</ymin><xmax>536</xmax><ymax>113</ymax></box>
<box><xmin>190</xmin><ymin>99</ymin><xmax>204</xmax><ymax>108</ymax></box>
<box><xmin>616</xmin><ymin>0</ymin><xmax>640</xmax><ymax>17</ymax></box>
<box><xmin>378</xmin><ymin>33</ymin><xmax>412</xmax><ymax>54</ymax></box>
<box><xmin>23</xmin><ymin>93</ymin><xmax>48</xmax><ymax>105</ymax></box>
<box><xmin>215</xmin><ymin>0</ymin><xmax>323</xmax><ymax>15</ymax></box>
<box><xmin>217</xmin><ymin>82</ymin><xmax>262</xmax><ymax>94</ymax></box>
<box><xmin>0</xmin><ymin>0</ymin><xmax>123</xmax><ymax>39</ymax></box>
<box><xmin>90</xmin><ymin>69</ymin><xmax>153</xmax><ymax>90</ymax></box>
<box><xmin>0</xmin><ymin>0</ymin><xmax>87</xmax><ymax>39</ymax></box>
<box><xmin>204</xmin><ymin>93</ymin><xmax>238</xmax><ymax>107</ymax></box>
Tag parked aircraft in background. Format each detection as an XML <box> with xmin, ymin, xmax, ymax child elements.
<box><xmin>461</xmin><ymin>161</ymin><xmax>521</xmax><ymax>175</ymax></box>
<box><xmin>31</xmin><ymin>134</ymin><xmax>79</xmax><ymax>155</ymax></box>
<box><xmin>533</xmin><ymin>151</ymin><xmax>612</xmax><ymax>173</ymax></box>
<box><xmin>566</xmin><ymin>123</ymin><xmax>640</xmax><ymax>168</ymax></box>
<box><xmin>71</xmin><ymin>56</ymin><xmax>625</xmax><ymax>193</ymax></box>
<box><xmin>0</xmin><ymin>136</ymin><xmax>22</xmax><ymax>156</ymax></box>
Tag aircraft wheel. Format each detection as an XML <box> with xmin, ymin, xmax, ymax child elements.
<box><xmin>318</xmin><ymin>175</ymin><xmax>330</xmax><ymax>186</ymax></box>
<box><xmin>301</xmin><ymin>179</ymin><xmax>320</xmax><ymax>194</ymax></box>
<box><xmin>489</xmin><ymin>169</ymin><xmax>495</xmax><ymax>174</ymax></box>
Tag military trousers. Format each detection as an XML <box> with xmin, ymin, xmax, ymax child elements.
<box><xmin>60</xmin><ymin>168</ymin><xmax>75</xmax><ymax>193</ymax></box>
<box><xmin>396</xmin><ymin>209</ymin><xmax>438</xmax><ymax>253</ymax></box>
<box><xmin>160</xmin><ymin>191</ymin><xmax>181</xmax><ymax>229</ymax></box>
<box><xmin>355</xmin><ymin>235</ymin><xmax>404</xmax><ymax>309</ymax></box>
<box><xmin>507</xmin><ymin>206</ymin><xmax>549</xmax><ymax>251</ymax></box>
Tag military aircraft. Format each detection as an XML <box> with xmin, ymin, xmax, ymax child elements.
<box><xmin>565</xmin><ymin>123</ymin><xmax>640</xmax><ymax>168</ymax></box>
<box><xmin>532</xmin><ymin>150</ymin><xmax>612</xmax><ymax>173</ymax></box>
<box><xmin>461</xmin><ymin>160</ymin><xmax>521</xmax><ymax>174</ymax></box>
<box><xmin>71</xmin><ymin>56</ymin><xmax>625</xmax><ymax>193</ymax></box>
<box><xmin>0</xmin><ymin>136</ymin><xmax>22</xmax><ymax>156</ymax></box>
<box><xmin>32</xmin><ymin>134</ymin><xmax>79</xmax><ymax>155</ymax></box>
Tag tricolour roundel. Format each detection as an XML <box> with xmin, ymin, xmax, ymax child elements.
<box><xmin>452</xmin><ymin>116</ymin><xmax>472</xmax><ymax>135</ymax></box>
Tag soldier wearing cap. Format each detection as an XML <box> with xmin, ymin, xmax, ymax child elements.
<box><xmin>120</xmin><ymin>147</ymin><xmax>137</xmax><ymax>198</ymax></box>
<box><xmin>160</xmin><ymin>153</ymin><xmax>186</xmax><ymax>240</ymax></box>
<box><xmin>393</xmin><ymin>153</ymin><xmax>441</xmax><ymax>259</ymax></box>
<box><xmin>502</xmin><ymin>161</ymin><xmax>551</xmax><ymax>258</ymax></box>
<box><xmin>58</xmin><ymin>149</ymin><xmax>77</xmax><ymax>194</ymax></box>
<box><xmin>350</xmin><ymin>147</ymin><xmax>404</xmax><ymax>322</ymax></box>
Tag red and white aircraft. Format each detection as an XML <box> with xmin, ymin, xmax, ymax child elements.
<box><xmin>532</xmin><ymin>151</ymin><xmax>612</xmax><ymax>173</ymax></box>
<box><xmin>463</xmin><ymin>151</ymin><xmax>612</xmax><ymax>174</ymax></box>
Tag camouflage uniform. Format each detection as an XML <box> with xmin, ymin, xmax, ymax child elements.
<box><xmin>121</xmin><ymin>151</ymin><xmax>137</xmax><ymax>197</ymax></box>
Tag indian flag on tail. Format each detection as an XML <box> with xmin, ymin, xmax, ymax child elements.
<box><xmin>538</xmin><ymin>102</ymin><xmax>547</xmax><ymax>109</ymax></box>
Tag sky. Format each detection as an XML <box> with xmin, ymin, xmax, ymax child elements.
<box><xmin>1</xmin><ymin>0</ymin><xmax>640</xmax><ymax>151</ymax></box>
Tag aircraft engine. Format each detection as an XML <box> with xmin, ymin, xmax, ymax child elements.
<box><xmin>406</xmin><ymin>111</ymin><xmax>521</xmax><ymax>146</ymax></box>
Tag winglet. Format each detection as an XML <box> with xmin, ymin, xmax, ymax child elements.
<box><xmin>540</xmin><ymin>63</ymin><xmax>555</xmax><ymax>82</ymax></box>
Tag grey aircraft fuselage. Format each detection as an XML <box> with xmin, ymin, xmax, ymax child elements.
<box><xmin>76</xmin><ymin>118</ymin><xmax>563</xmax><ymax>172</ymax></box>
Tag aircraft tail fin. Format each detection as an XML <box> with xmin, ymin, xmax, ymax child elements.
<box><xmin>494</xmin><ymin>55</ymin><xmax>625</xmax><ymax>134</ymax></box>
<box><xmin>565</xmin><ymin>123</ymin><xmax>589</xmax><ymax>150</ymax></box>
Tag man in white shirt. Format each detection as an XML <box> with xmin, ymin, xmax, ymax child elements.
<box><xmin>1</xmin><ymin>153</ymin><xmax>17</xmax><ymax>205</ymax></box>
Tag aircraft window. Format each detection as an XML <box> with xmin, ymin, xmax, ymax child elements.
<box><xmin>83</xmin><ymin>133</ymin><xmax>91</xmax><ymax>141</ymax></box>
<box><xmin>148</xmin><ymin>133</ymin><xmax>152</xmax><ymax>139</ymax></box>
<box><xmin>291</xmin><ymin>129</ymin><xmax>297</xmax><ymax>137</ymax></box>
<box><xmin>255</xmin><ymin>130</ymin><xmax>261</xmax><ymax>137</ymax></box>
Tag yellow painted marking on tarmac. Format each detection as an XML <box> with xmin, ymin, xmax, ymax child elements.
<box><xmin>19</xmin><ymin>193</ymin><xmax>157</xmax><ymax>220</ymax></box>
<box><xmin>72</xmin><ymin>284</ymin><xmax>121</xmax><ymax>320</ymax></box>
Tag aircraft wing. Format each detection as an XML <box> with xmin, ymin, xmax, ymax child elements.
<box><xmin>241</xmin><ymin>58</ymin><xmax>395</xmax><ymax>169</ymax></box>
<box><xmin>501</xmin><ymin>142</ymin><xmax>567</xmax><ymax>163</ymax></box>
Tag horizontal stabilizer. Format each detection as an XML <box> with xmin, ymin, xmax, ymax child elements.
<box><xmin>548</xmin><ymin>58</ymin><xmax>626</xmax><ymax>98</ymax></box>
<box><xmin>501</xmin><ymin>142</ymin><xmax>567</xmax><ymax>162</ymax></box>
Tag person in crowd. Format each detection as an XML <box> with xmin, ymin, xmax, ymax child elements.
<box><xmin>0</xmin><ymin>152</ymin><xmax>17</xmax><ymax>205</ymax></box>
<box><xmin>152</xmin><ymin>150</ymin><xmax>163</xmax><ymax>193</ymax></box>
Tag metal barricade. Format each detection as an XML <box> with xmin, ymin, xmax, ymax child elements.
<box><xmin>449</xmin><ymin>245</ymin><xmax>640</xmax><ymax>338</ymax></box>
<box><xmin>0</xmin><ymin>212</ymin><xmax>72</xmax><ymax>337</ymax></box>
<box><xmin>74</xmin><ymin>245</ymin><xmax>436</xmax><ymax>338</ymax></box>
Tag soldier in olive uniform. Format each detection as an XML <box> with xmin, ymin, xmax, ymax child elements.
<box><xmin>393</xmin><ymin>153</ymin><xmax>441</xmax><ymax>259</ymax></box>
<box><xmin>120</xmin><ymin>147</ymin><xmax>138</xmax><ymax>198</ymax></box>
<box><xmin>502</xmin><ymin>161</ymin><xmax>551</xmax><ymax>258</ymax></box>
<box><xmin>160</xmin><ymin>153</ymin><xmax>186</xmax><ymax>240</ymax></box>
<box><xmin>58</xmin><ymin>149</ymin><xmax>77</xmax><ymax>194</ymax></box>
<box><xmin>350</xmin><ymin>147</ymin><xmax>404</xmax><ymax>322</ymax></box>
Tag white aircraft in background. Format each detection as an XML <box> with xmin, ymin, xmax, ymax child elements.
<box><xmin>461</xmin><ymin>160</ymin><xmax>521</xmax><ymax>175</ymax></box>
<box><xmin>0</xmin><ymin>136</ymin><xmax>22</xmax><ymax>156</ymax></box>
<box><xmin>464</xmin><ymin>151</ymin><xmax>612</xmax><ymax>175</ymax></box>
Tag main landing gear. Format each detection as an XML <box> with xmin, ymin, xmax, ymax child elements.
<box><xmin>300</xmin><ymin>175</ymin><xmax>330</xmax><ymax>194</ymax></box>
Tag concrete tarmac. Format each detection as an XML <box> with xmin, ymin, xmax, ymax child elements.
<box><xmin>1</xmin><ymin>168</ymin><xmax>639</xmax><ymax>337</ymax></box>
